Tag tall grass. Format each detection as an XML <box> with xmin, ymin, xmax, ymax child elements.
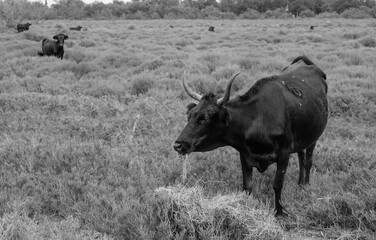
<box><xmin>0</xmin><ymin>19</ymin><xmax>375</xmax><ymax>239</ymax></box>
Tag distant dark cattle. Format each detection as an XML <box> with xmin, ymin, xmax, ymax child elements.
<box><xmin>17</xmin><ymin>22</ymin><xmax>31</xmax><ymax>32</ymax></box>
<box><xmin>38</xmin><ymin>34</ymin><xmax>69</xmax><ymax>60</ymax></box>
<box><xmin>69</xmin><ymin>25</ymin><xmax>82</xmax><ymax>31</ymax></box>
<box><xmin>208</xmin><ymin>26</ymin><xmax>215</xmax><ymax>32</ymax></box>
<box><xmin>174</xmin><ymin>56</ymin><xmax>328</xmax><ymax>216</ymax></box>
<box><xmin>310</xmin><ymin>26</ymin><xmax>316</xmax><ymax>30</ymax></box>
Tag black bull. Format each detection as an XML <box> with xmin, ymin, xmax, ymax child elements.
<box><xmin>174</xmin><ymin>56</ymin><xmax>328</xmax><ymax>216</ymax></box>
<box><xmin>38</xmin><ymin>34</ymin><xmax>69</xmax><ymax>60</ymax></box>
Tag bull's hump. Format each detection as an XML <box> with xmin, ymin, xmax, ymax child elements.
<box><xmin>242</xmin><ymin>76</ymin><xmax>279</xmax><ymax>97</ymax></box>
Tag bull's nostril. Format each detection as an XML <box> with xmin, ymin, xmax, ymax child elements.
<box><xmin>173</xmin><ymin>142</ymin><xmax>182</xmax><ymax>151</ymax></box>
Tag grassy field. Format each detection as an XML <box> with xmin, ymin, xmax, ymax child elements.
<box><xmin>0</xmin><ymin>18</ymin><xmax>375</xmax><ymax>239</ymax></box>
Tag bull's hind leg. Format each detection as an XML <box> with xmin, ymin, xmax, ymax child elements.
<box><xmin>298</xmin><ymin>142</ymin><xmax>316</xmax><ymax>185</ymax></box>
<box><xmin>298</xmin><ymin>151</ymin><xmax>305</xmax><ymax>185</ymax></box>
<box><xmin>304</xmin><ymin>142</ymin><xmax>316</xmax><ymax>184</ymax></box>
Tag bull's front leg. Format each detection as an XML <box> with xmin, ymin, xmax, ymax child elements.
<box><xmin>240</xmin><ymin>154</ymin><xmax>253</xmax><ymax>193</ymax></box>
<box><xmin>273</xmin><ymin>151</ymin><xmax>290</xmax><ymax>216</ymax></box>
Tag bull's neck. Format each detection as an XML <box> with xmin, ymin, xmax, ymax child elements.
<box><xmin>221</xmin><ymin>105</ymin><xmax>250</xmax><ymax>154</ymax></box>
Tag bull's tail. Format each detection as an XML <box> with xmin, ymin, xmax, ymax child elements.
<box><xmin>290</xmin><ymin>55</ymin><xmax>315</xmax><ymax>66</ymax></box>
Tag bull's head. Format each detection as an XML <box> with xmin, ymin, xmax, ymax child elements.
<box><xmin>174</xmin><ymin>72</ymin><xmax>241</xmax><ymax>155</ymax></box>
<box><xmin>53</xmin><ymin>34</ymin><xmax>69</xmax><ymax>47</ymax></box>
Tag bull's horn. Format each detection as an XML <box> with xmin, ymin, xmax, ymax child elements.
<box><xmin>183</xmin><ymin>71</ymin><xmax>202</xmax><ymax>101</ymax></box>
<box><xmin>217</xmin><ymin>71</ymin><xmax>241</xmax><ymax>105</ymax></box>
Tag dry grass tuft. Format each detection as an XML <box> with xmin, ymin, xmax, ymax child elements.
<box><xmin>149</xmin><ymin>186</ymin><xmax>283</xmax><ymax>239</ymax></box>
<box><xmin>343</xmin><ymin>31</ymin><xmax>367</xmax><ymax>40</ymax></box>
<box><xmin>130</xmin><ymin>74</ymin><xmax>155</xmax><ymax>95</ymax></box>
<box><xmin>0</xmin><ymin>210</ymin><xmax>113</xmax><ymax>240</ymax></box>
<box><xmin>79</xmin><ymin>40</ymin><xmax>96</xmax><ymax>48</ymax></box>
<box><xmin>23</xmin><ymin>31</ymin><xmax>45</xmax><ymax>42</ymax></box>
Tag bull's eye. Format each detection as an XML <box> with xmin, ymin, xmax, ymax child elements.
<box><xmin>196</xmin><ymin>114</ymin><xmax>208</xmax><ymax>124</ymax></box>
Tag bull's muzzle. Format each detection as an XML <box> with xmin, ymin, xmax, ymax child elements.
<box><xmin>173</xmin><ymin>141</ymin><xmax>189</xmax><ymax>155</ymax></box>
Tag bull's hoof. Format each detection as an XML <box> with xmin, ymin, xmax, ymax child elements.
<box><xmin>243</xmin><ymin>187</ymin><xmax>252</xmax><ymax>195</ymax></box>
<box><xmin>274</xmin><ymin>209</ymin><xmax>288</xmax><ymax>217</ymax></box>
<box><xmin>298</xmin><ymin>180</ymin><xmax>310</xmax><ymax>186</ymax></box>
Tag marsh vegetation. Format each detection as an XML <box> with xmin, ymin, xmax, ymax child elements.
<box><xmin>0</xmin><ymin>18</ymin><xmax>375</xmax><ymax>239</ymax></box>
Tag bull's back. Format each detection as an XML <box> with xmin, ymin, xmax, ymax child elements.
<box><xmin>42</xmin><ymin>39</ymin><xmax>55</xmax><ymax>56</ymax></box>
<box><xmin>17</xmin><ymin>24</ymin><xmax>24</xmax><ymax>32</ymax></box>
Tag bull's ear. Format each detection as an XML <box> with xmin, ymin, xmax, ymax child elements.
<box><xmin>220</xmin><ymin>108</ymin><xmax>231</xmax><ymax>126</ymax></box>
<box><xmin>186</xmin><ymin>103</ymin><xmax>197</xmax><ymax>114</ymax></box>
<box><xmin>64</xmin><ymin>35</ymin><xmax>69</xmax><ymax>40</ymax></box>
<box><xmin>53</xmin><ymin>35</ymin><xmax>58</xmax><ymax>39</ymax></box>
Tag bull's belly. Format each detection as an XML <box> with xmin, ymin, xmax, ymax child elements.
<box><xmin>291</xmin><ymin>119</ymin><xmax>327</xmax><ymax>152</ymax></box>
<box><xmin>289</xmin><ymin>98</ymin><xmax>328</xmax><ymax>152</ymax></box>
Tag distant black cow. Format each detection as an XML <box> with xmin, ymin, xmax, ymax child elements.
<box><xmin>69</xmin><ymin>25</ymin><xmax>82</xmax><ymax>31</ymax></box>
<box><xmin>310</xmin><ymin>26</ymin><xmax>316</xmax><ymax>30</ymax></box>
<box><xmin>208</xmin><ymin>26</ymin><xmax>215</xmax><ymax>32</ymax></box>
<box><xmin>38</xmin><ymin>34</ymin><xmax>69</xmax><ymax>60</ymax></box>
<box><xmin>17</xmin><ymin>22</ymin><xmax>31</xmax><ymax>32</ymax></box>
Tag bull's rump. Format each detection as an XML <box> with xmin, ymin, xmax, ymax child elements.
<box><xmin>280</xmin><ymin>65</ymin><xmax>328</xmax><ymax>151</ymax></box>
